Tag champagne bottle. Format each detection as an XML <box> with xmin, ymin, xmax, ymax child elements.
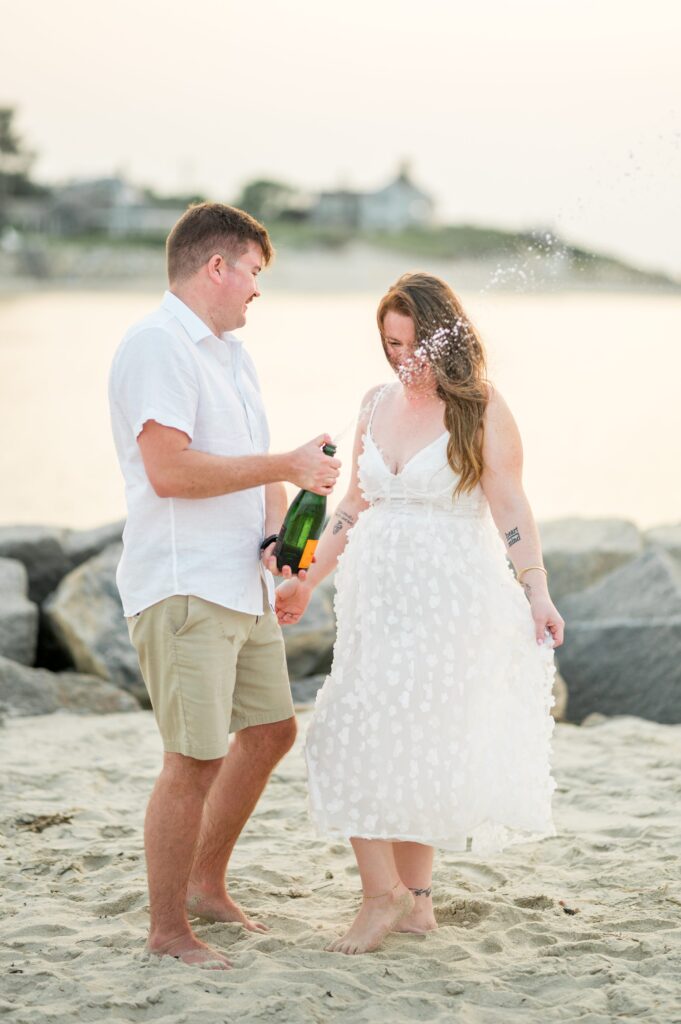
<box><xmin>274</xmin><ymin>443</ymin><xmax>337</xmax><ymax>574</ymax></box>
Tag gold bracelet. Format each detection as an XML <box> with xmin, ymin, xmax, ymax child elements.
<box><xmin>517</xmin><ymin>565</ymin><xmax>548</xmax><ymax>585</ymax></box>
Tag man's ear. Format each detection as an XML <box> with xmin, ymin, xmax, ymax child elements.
<box><xmin>206</xmin><ymin>253</ymin><xmax>225</xmax><ymax>284</ymax></box>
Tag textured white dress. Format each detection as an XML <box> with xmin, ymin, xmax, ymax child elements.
<box><xmin>304</xmin><ymin>389</ymin><xmax>557</xmax><ymax>854</ymax></box>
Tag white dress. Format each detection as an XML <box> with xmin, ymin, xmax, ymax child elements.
<box><xmin>304</xmin><ymin>388</ymin><xmax>557</xmax><ymax>854</ymax></box>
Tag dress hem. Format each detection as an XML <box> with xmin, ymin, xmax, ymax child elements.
<box><xmin>308</xmin><ymin>819</ymin><xmax>557</xmax><ymax>855</ymax></box>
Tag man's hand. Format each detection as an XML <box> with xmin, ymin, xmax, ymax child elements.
<box><xmin>275</xmin><ymin>577</ymin><xmax>313</xmax><ymax>625</ymax></box>
<box><xmin>261</xmin><ymin>541</ymin><xmax>309</xmax><ymax>581</ymax></box>
<box><xmin>287</xmin><ymin>434</ymin><xmax>341</xmax><ymax>495</ymax></box>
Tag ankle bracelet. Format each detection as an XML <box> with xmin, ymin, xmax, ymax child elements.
<box><xmin>363</xmin><ymin>880</ymin><xmax>401</xmax><ymax>900</ymax></box>
<box><xmin>409</xmin><ymin>885</ymin><xmax>432</xmax><ymax>897</ymax></box>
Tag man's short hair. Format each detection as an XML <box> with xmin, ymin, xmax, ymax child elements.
<box><xmin>166</xmin><ymin>202</ymin><xmax>274</xmax><ymax>283</ymax></box>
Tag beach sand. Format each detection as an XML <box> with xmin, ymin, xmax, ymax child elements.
<box><xmin>1</xmin><ymin>709</ymin><xmax>680</xmax><ymax>1023</ymax></box>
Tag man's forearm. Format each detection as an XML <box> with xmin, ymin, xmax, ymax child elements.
<box><xmin>154</xmin><ymin>449</ymin><xmax>293</xmax><ymax>499</ymax></box>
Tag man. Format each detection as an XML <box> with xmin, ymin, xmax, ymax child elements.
<box><xmin>108</xmin><ymin>202</ymin><xmax>340</xmax><ymax>969</ymax></box>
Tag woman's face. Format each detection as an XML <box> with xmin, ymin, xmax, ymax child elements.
<box><xmin>382</xmin><ymin>310</ymin><xmax>435</xmax><ymax>389</ymax></box>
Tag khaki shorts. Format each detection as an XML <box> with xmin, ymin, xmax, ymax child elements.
<box><xmin>127</xmin><ymin>592</ymin><xmax>294</xmax><ymax>760</ymax></box>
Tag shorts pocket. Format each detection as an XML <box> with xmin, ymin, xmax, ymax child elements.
<box><xmin>165</xmin><ymin>595</ymin><xmax>195</xmax><ymax>639</ymax></box>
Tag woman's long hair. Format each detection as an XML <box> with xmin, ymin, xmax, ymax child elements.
<box><xmin>377</xmin><ymin>272</ymin><xmax>488</xmax><ymax>498</ymax></box>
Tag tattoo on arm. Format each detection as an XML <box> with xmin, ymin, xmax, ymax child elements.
<box><xmin>505</xmin><ymin>527</ymin><xmax>521</xmax><ymax>548</ymax></box>
<box><xmin>522</xmin><ymin>581</ymin><xmax>532</xmax><ymax>601</ymax></box>
<box><xmin>332</xmin><ymin>510</ymin><xmax>355</xmax><ymax>535</ymax></box>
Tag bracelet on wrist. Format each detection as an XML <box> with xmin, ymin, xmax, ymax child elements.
<box><xmin>517</xmin><ymin>565</ymin><xmax>548</xmax><ymax>585</ymax></box>
<box><xmin>260</xmin><ymin>534</ymin><xmax>279</xmax><ymax>552</ymax></box>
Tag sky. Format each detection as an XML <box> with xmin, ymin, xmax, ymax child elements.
<box><xmin>2</xmin><ymin>0</ymin><xmax>680</xmax><ymax>275</ymax></box>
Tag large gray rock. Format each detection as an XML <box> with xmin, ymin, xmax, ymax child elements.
<box><xmin>61</xmin><ymin>520</ymin><xmax>125</xmax><ymax>575</ymax></box>
<box><xmin>43</xmin><ymin>543</ymin><xmax>145</xmax><ymax>702</ymax></box>
<box><xmin>645</xmin><ymin>522</ymin><xmax>681</xmax><ymax>567</ymax></box>
<box><xmin>556</xmin><ymin>549</ymin><xmax>681</xmax><ymax>723</ymax></box>
<box><xmin>0</xmin><ymin>655</ymin><xmax>140</xmax><ymax>717</ymax></box>
<box><xmin>0</xmin><ymin>526</ymin><xmax>67</xmax><ymax>604</ymax></box>
<box><xmin>539</xmin><ymin>517</ymin><xmax>643</xmax><ymax>601</ymax></box>
<box><xmin>282</xmin><ymin>573</ymin><xmax>337</xmax><ymax>680</ymax></box>
<box><xmin>552</xmin><ymin>671</ymin><xmax>568</xmax><ymax>722</ymax></box>
<box><xmin>0</xmin><ymin>558</ymin><xmax>39</xmax><ymax>665</ymax></box>
<box><xmin>0</xmin><ymin>521</ymin><xmax>125</xmax><ymax>604</ymax></box>
<box><xmin>290</xmin><ymin>673</ymin><xmax>327</xmax><ymax>706</ymax></box>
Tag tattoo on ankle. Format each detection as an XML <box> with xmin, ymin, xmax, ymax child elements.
<box><xmin>505</xmin><ymin>527</ymin><xmax>521</xmax><ymax>548</ymax></box>
<box><xmin>409</xmin><ymin>885</ymin><xmax>432</xmax><ymax>897</ymax></box>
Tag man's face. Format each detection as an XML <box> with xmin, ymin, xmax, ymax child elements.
<box><xmin>216</xmin><ymin>241</ymin><xmax>263</xmax><ymax>331</ymax></box>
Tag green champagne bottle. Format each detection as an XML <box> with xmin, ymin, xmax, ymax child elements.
<box><xmin>274</xmin><ymin>443</ymin><xmax>337</xmax><ymax>574</ymax></box>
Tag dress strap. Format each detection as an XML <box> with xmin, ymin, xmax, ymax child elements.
<box><xmin>367</xmin><ymin>383</ymin><xmax>391</xmax><ymax>431</ymax></box>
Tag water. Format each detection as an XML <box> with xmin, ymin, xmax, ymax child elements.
<box><xmin>1</xmin><ymin>288</ymin><xmax>679</xmax><ymax>530</ymax></box>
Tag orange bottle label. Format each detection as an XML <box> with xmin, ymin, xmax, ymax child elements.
<box><xmin>298</xmin><ymin>539</ymin><xmax>318</xmax><ymax>570</ymax></box>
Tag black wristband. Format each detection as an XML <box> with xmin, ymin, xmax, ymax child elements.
<box><xmin>260</xmin><ymin>534</ymin><xmax>279</xmax><ymax>552</ymax></box>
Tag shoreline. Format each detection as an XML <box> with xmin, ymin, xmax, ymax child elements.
<box><xmin>2</xmin><ymin>242</ymin><xmax>680</xmax><ymax>296</ymax></box>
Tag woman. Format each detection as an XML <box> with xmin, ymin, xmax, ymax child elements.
<box><xmin>274</xmin><ymin>272</ymin><xmax>563</xmax><ymax>955</ymax></box>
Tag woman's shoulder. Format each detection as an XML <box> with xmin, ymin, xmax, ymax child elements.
<box><xmin>483</xmin><ymin>381</ymin><xmax>512</xmax><ymax>420</ymax></box>
<box><xmin>358</xmin><ymin>383</ymin><xmax>389</xmax><ymax>423</ymax></box>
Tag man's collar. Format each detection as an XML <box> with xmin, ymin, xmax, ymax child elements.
<box><xmin>161</xmin><ymin>290</ymin><xmax>215</xmax><ymax>344</ymax></box>
<box><xmin>161</xmin><ymin>290</ymin><xmax>245</xmax><ymax>357</ymax></box>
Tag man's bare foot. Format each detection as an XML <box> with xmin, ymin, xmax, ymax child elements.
<box><xmin>326</xmin><ymin>883</ymin><xmax>414</xmax><ymax>955</ymax></box>
<box><xmin>146</xmin><ymin>932</ymin><xmax>231</xmax><ymax>970</ymax></box>
<box><xmin>186</xmin><ymin>888</ymin><xmax>268</xmax><ymax>933</ymax></box>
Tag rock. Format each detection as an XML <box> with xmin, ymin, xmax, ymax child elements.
<box><xmin>644</xmin><ymin>522</ymin><xmax>681</xmax><ymax>567</ymax></box>
<box><xmin>0</xmin><ymin>525</ymin><xmax>67</xmax><ymax>604</ymax></box>
<box><xmin>0</xmin><ymin>558</ymin><xmax>39</xmax><ymax>665</ymax></box>
<box><xmin>539</xmin><ymin>518</ymin><xmax>643</xmax><ymax>601</ymax></box>
<box><xmin>43</xmin><ymin>543</ymin><xmax>146</xmax><ymax>703</ymax></box>
<box><xmin>61</xmin><ymin>520</ymin><xmax>125</xmax><ymax>574</ymax></box>
<box><xmin>556</xmin><ymin>549</ymin><xmax>681</xmax><ymax>723</ymax></box>
<box><xmin>551</xmin><ymin>671</ymin><xmax>568</xmax><ymax>722</ymax></box>
<box><xmin>0</xmin><ymin>521</ymin><xmax>125</xmax><ymax>605</ymax></box>
<box><xmin>581</xmin><ymin>712</ymin><xmax>609</xmax><ymax>727</ymax></box>
<box><xmin>0</xmin><ymin>655</ymin><xmax>140</xmax><ymax>716</ymax></box>
<box><xmin>290</xmin><ymin>674</ymin><xmax>326</xmax><ymax>706</ymax></box>
<box><xmin>282</xmin><ymin>575</ymin><xmax>336</xmax><ymax>680</ymax></box>
<box><xmin>52</xmin><ymin>671</ymin><xmax>140</xmax><ymax>714</ymax></box>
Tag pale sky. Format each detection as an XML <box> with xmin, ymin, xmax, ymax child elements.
<box><xmin>2</xmin><ymin>0</ymin><xmax>680</xmax><ymax>275</ymax></box>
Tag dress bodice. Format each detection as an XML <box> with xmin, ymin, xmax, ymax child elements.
<box><xmin>357</xmin><ymin>387</ymin><xmax>488</xmax><ymax>516</ymax></box>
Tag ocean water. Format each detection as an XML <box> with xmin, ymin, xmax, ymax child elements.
<box><xmin>0</xmin><ymin>287</ymin><xmax>679</xmax><ymax>531</ymax></box>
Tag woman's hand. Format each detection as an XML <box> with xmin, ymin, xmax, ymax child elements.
<box><xmin>275</xmin><ymin>577</ymin><xmax>313</xmax><ymax>625</ymax></box>
<box><xmin>527</xmin><ymin>590</ymin><xmax>565</xmax><ymax>648</ymax></box>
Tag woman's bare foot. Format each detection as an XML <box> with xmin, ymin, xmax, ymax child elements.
<box><xmin>393</xmin><ymin>897</ymin><xmax>438</xmax><ymax>934</ymax></box>
<box><xmin>186</xmin><ymin>888</ymin><xmax>268</xmax><ymax>933</ymax></box>
<box><xmin>146</xmin><ymin>931</ymin><xmax>231</xmax><ymax>970</ymax></box>
<box><xmin>326</xmin><ymin>883</ymin><xmax>414</xmax><ymax>955</ymax></box>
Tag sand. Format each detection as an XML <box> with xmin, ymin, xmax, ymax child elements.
<box><xmin>1</xmin><ymin>709</ymin><xmax>680</xmax><ymax>1024</ymax></box>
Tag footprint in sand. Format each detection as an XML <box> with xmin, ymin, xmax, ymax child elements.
<box><xmin>512</xmin><ymin>895</ymin><xmax>555</xmax><ymax>911</ymax></box>
<box><xmin>446</xmin><ymin>862</ymin><xmax>508</xmax><ymax>891</ymax></box>
<box><xmin>82</xmin><ymin>854</ymin><xmax>114</xmax><ymax>871</ymax></box>
<box><xmin>435</xmin><ymin>898</ymin><xmax>494</xmax><ymax>928</ymax></box>
<box><xmin>95</xmin><ymin>890</ymin><xmax>146</xmax><ymax>917</ymax></box>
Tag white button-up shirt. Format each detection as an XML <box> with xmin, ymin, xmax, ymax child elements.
<box><xmin>108</xmin><ymin>290</ymin><xmax>274</xmax><ymax>617</ymax></box>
